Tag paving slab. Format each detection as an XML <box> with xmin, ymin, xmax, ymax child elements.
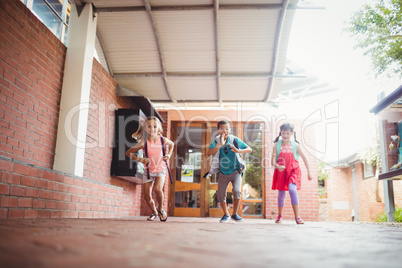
<box><xmin>0</xmin><ymin>217</ymin><xmax>401</xmax><ymax>268</ymax></box>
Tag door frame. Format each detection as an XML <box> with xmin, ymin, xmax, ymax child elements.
<box><xmin>168</xmin><ymin>120</ymin><xmax>265</xmax><ymax>218</ymax></box>
<box><xmin>168</xmin><ymin>121</ymin><xmax>210</xmax><ymax>217</ymax></box>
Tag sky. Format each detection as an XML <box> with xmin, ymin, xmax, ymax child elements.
<box><xmin>284</xmin><ymin>0</ymin><xmax>401</xmax><ymax>164</ymax></box>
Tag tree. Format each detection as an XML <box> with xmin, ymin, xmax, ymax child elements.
<box><xmin>347</xmin><ymin>0</ymin><xmax>402</xmax><ymax>77</ymax></box>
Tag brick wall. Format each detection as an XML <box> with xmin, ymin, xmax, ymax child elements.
<box><xmin>0</xmin><ymin>0</ymin><xmax>142</xmax><ymax>219</ymax></box>
<box><xmin>327</xmin><ymin>167</ymin><xmax>355</xmax><ymax>221</ymax></box>
<box><xmin>0</xmin><ymin>0</ymin><xmax>65</xmax><ymax>169</ymax></box>
<box><xmin>327</xmin><ymin>162</ymin><xmax>402</xmax><ymax>222</ymax></box>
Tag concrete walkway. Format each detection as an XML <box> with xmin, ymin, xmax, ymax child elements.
<box><xmin>1</xmin><ymin>217</ymin><xmax>401</xmax><ymax>268</ymax></box>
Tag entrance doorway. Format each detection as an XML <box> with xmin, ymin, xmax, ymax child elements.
<box><xmin>168</xmin><ymin>121</ymin><xmax>264</xmax><ymax>218</ymax></box>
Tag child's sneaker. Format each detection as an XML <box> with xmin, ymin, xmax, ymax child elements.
<box><xmin>231</xmin><ymin>213</ymin><xmax>243</xmax><ymax>222</ymax></box>
<box><xmin>220</xmin><ymin>214</ymin><xmax>230</xmax><ymax>223</ymax></box>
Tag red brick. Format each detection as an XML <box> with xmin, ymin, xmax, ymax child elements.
<box><xmin>20</xmin><ymin>175</ymin><xmax>35</xmax><ymax>187</ymax></box>
<box><xmin>33</xmin><ymin>199</ymin><xmax>45</xmax><ymax>208</ymax></box>
<box><xmin>39</xmin><ymin>189</ymin><xmax>52</xmax><ymax>199</ymax></box>
<box><xmin>1</xmin><ymin>196</ymin><xmax>17</xmax><ymax>207</ymax></box>
<box><xmin>8</xmin><ymin>209</ymin><xmax>24</xmax><ymax>219</ymax></box>
<box><xmin>10</xmin><ymin>185</ymin><xmax>26</xmax><ymax>196</ymax></box>
<box><xmin>0</xmin><ymin>184</ymin><xmax>10</xmax><ymax>194</ymax></box>
<box><xmin>0</xmin><ymin>208</ymin><xmax>8</xmax><ymax>219</ymax></box>
<box><xmin>50</xmin><ymin>210</ymin><xmax>61</xmax><ymax>218</ymax></box>
<box><xmin>46</xmin><ymin>200</ymin><xmax>56</xmax><ymax>209</ymax></box>
<box><xmin>0</xmin><ymin>159</ymin><xmax>14</xmax><ymax>172</ymax></box>
<box><xmin>18</xmin><ymin>197</ymin><xmax>32</xmax><ymax>208</ymax></box>
<box><xmin>37</xmin><ymin>210</ymin><xmax>51</xmax><ymax>218</ymax></box>
<box><xmin>35</xmin><ymin>178</ymin><xmax>47</xmax><ymax>189</ymax></box>
<box><xmin>24</xmin><ymin>209</ymin><xmax>38</xmax><ymax>219</ymax></box>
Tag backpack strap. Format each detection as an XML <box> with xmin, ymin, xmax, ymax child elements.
<box><xmin>203</xmin><ymin>136</ymin><xmax>221</xmax><ymax>178</ymax></box>
<box><xmin>233</xmin><ymin>136</ymin><xmax>238</xmax><ymax>149</ymax></box>
<box><xmin>276</xmin><ymin>139</ymin><xmax>300</xmax><ymax>162</ymax></box>
<box><xmin>230</xmin><ymin>135</ymin><xmax>245</xmax><ymax>176</ymax></box>
<box><xmin>160</xmin><ymin>136</ymin><xmax>173</xmax><ymax>184</ymax></box>
<box><xmin>143</xmin><ymin>140</ymin><xmax>150</xmax><ymax>180</ymax></box>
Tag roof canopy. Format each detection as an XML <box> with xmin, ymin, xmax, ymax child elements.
<box><xmin>75</xmin><ymin>0</ymin><xmax>306</xmax><ymax>107</ymax></box>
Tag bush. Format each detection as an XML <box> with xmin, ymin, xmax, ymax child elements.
<box><xmin>375</xmin><ymin>206</ymin><xmax>402</xmax><ymax>223</ymax></box>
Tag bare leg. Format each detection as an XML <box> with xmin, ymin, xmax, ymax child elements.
<box><xmin>233</xmin><ymin>198</ymin><xmax>241</xmax><ymax>215</ymax></box>
<box><xmin>143</xmin><ymin>181</ymin><xmax>157</xmax><ymax>215</ymax></box>
<box><xmin>154</xmin><ymin>176</ymin><xmax>167</xmax><ymax>220</ymax></box>
<box><xmin>278</xmin><ymin>206</ymin><xmax>284</xmax><ymax>216</ymax></box>
<box><xmin>220</xmin><ymin>202</ymin><xmax>230</xmax><ymax>216</ymax></box>
<box><xmin>292</xmin><ymin>204</ymin><xmax>299</xmax><ymax>220</ymax></box>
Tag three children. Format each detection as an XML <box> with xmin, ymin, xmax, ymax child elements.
<box><xmin>127</xmin><ymin>117</ymin><xmax>312</xmax><ymax>224</ymax></box>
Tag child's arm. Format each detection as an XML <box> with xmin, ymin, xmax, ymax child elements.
<box><xmin>126</xmin><ymin>141</ymin><xmax>149</xmax><ymax>165</ymax></box>
<box><xmin>207</xmin><ymin>135</ymin><xmax>226</xmax><ymax>156</ymax></box>
<box><xmin>207</xmin><ymin>144</ymin><xmax>222</xmax><ymax>157</ymax></box>
<box><xmin>229</xmin><ymin>143</ymin><xmax>252</xmax><ymax>154</ymax></box>
<box><xmin>271</xmin><ymin>143</ymin><xmax>285</xmax><ymax>172</ymax></box>
<box><xmin>162</xmin><ymin>137</ymin><xmax>174</xmax><ymax>161</ymax></box>
<box><xmin>297</xmin><ymin>144</ymin><xmax>313</xmax><ymax>180</ymax></box>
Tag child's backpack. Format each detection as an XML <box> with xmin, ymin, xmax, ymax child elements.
<box><xmin>203</xmin><ymin>134</ymin><xmax>246</xmax><ymax>179</ymax></box>
<box><xmin>142</xmin><ymin>136</ymin><xmax>173</xmax><ymax>184</ymax></box>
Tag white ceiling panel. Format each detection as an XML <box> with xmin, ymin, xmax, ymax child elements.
<box><xmin>220</xmin><ymin>0</ymin><xmax>283</xmax><ymax>4</ymax></box>
<box><xmin>220</xmin><ymin>50</ymin><xmax>273</xmax><ymax>73</ymax></box>
<box><xmin>150</xmin><ymin>0</ymin><xmax>214</xmax><ymax>6</ymax></box>
<box><xmin>221</xmin><ymin>78</ymin><xmax>268</xmax><ymax>101</ymax></box>
<box><xmin>155</xmin><ymin>10</ymin><xmax>216</xmax><ymax>73</ymax></box>
<box><xmin>164</xmin><ymin>51</ymin><xmax>216</xmax><ymax>73</ymax></box>
<box><xmin>116</xmin><ymin>77</ymin><xmax>170</xmax><ymax>100</ymax></box>
<box><xmin>87</xmin><ymin>0</ymin><xmax>302</xmax><ymax>105</ymax></box>
<box><xmin>87</xmin><ymin>0</ymin><xmax>144</xmax><ymax>8</ymax></box>
<box><xmin>168</xmin><ymin>77</ymin><xmax>217</xmax><ymax>101</ymax></box>
<box><xmin>97</xmin><ymin>12</ymin><xmax>161</xmax><ymax>73</ymax></box>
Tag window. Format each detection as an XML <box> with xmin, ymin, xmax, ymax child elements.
<box><xmin>22</xmin><ymin>0</ymin><xmax>70</xmax><ymax>44</ymax></box>
<box><xmin>363</xmin><ymin>162</ymin><xmax>375</xmax><ymax>179</ymax></box>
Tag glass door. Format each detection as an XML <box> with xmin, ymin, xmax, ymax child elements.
<box><xmin>169</xmin><ymin>122</ymin><xmax>208</xmax><ymax>217</ymax></box>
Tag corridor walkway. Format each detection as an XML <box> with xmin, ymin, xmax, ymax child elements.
<box><xmin>1</xmin><ymin>217</ymin><xmax>401</xmax><ymax>268</ymax></box>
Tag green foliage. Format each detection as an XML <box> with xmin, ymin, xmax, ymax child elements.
<box><xmin>317</xmin><ymin>161</ymin><xmax>328</xmax><ymax>181</ymax></box>
<box><xmin>375</xmin><ymin>206</ymin><xmax>402</xmax><ymax>222</ymax></box>
<box><xmin>317</xmin><ymin>161</ymin><xmax>328</xmax><ymax>198</ymax></box>
<box><xmin>244</xmin><ymin>137</ymin><xmax>263</xmax><ymax>198</ymax></box>
<box><xmin>347</xmin><ymin>0</ymin><xmax>402</xmax><ymax>77</ymax></box>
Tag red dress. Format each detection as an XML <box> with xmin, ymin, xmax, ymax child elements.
<box><xmin>272</xmin><ymin>143</ymin><xmax>302</xmax><ymax>191</ymax></box>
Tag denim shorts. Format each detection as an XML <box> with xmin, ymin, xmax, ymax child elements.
<box><xmin>143</xmin><ymin>170</ymin><xmax>166</xmax><ymax>184</ymax></box>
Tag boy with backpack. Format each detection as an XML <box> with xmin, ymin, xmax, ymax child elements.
<box><xmin>206</xmin><ymin>120</ymin><xmax>252</xmax><ymax>223</ymax></box>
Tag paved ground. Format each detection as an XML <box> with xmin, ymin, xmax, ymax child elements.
<box><xmin>0</xmin><ymin>217</ymin><xmax>401</xmax><ymax>268</ymax></box>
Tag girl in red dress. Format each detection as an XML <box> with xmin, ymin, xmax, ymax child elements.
<box><xmin>271</xmin><ymin>122</ymin><xmax>313</xmax><ymax>224</ymax></box>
